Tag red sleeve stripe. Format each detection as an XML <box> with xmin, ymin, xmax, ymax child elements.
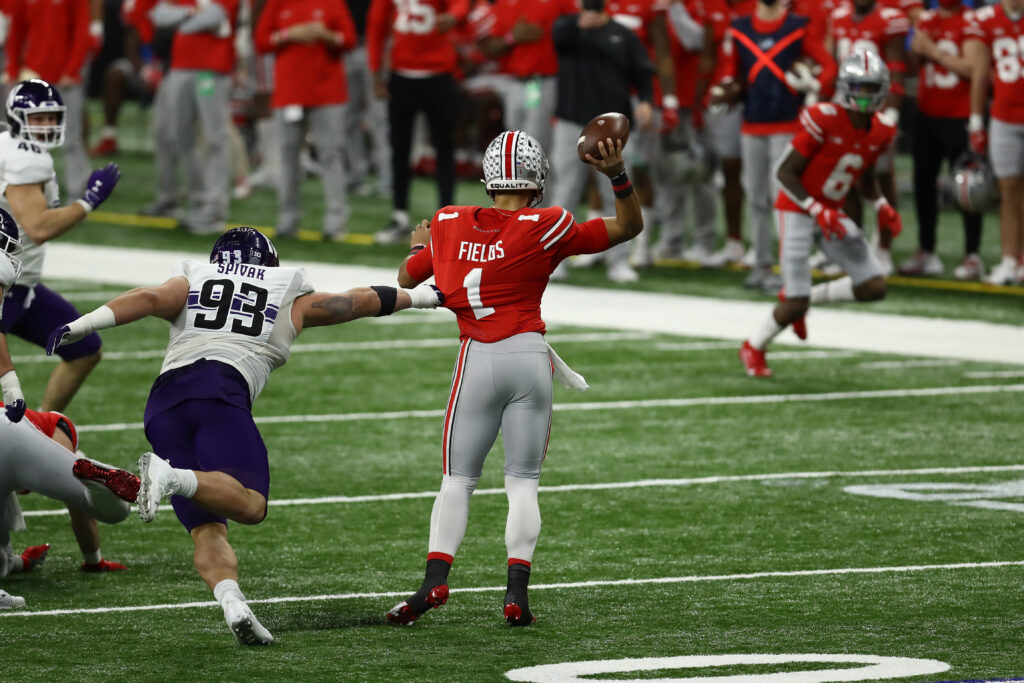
<box><xmin>800</xmin><ymin>111</ymin><xmax>825</xmax><ymax>142</ymax></box>
<box><xmin>542</xmin><ymin>215</ymin><xmax>574</xmax><ymax>251</ymax></box>
<box><xmin>540</xmin><ymin>209</ymin><xmax>571</xmax><ymax>242</ymax></box>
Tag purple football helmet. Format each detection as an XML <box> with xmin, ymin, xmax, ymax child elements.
<box><xmin>6</xmin><ymin>79</ymin><xmax>66</xmax><ymax>149</ymax></box>
<box><xmin>0</xmin><ymin>208</ymin><xmax>23</xmax><ymax>279</ymax></box>
<box><xmin>210</xmin><ymin>227</ymin><xmax>279</xmax><ymax>268</ymax></box>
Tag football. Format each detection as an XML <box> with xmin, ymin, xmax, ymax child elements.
<box><xmin>577</xmin><ymin>112</ymin><xmax>630</xmax><ymax>162</ymax></box>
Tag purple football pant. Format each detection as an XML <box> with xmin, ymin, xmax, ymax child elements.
<box><xmin>1</xmin><ymin>283</ymin><xmax>102</xmax><ymax>360</ymax></box>
<box><xmin>145</xmin><ymin>398</ymin><xmax>270</xmax><ymax>532</ymax></box>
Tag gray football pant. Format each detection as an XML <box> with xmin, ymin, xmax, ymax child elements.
<box><xmin>276</xmin><ymin>105</ymin><xmax>349</xmax><ymax>237</ymax></box>
<box><xmin>60</xmin><ymin>83</ymin><xmax>89</xmax><ymax>197</ymax></box>
<box><xmin>778</xmin><ymin>209</ymin><xmax>884</xmax><ymax>297</ymax></box>
<box><xmin>156</xmin><ymin>69</ymin><xmax>232</xmax><ymax>225</ymax></box>
<box><xmin>741</xmin><ymin>132</ymin><xmax>793</xmax><ymax>269</ymax></box>
<box><xmin>547</xmin><ymin>118</ymin><xmax>629</xmax><ymax>266</ymax></box>
<box><xmin>343</xmin><ymin>45</ymin><xmax>392</xmax><ymax>192</ymax></box>
<box><xmin>152</xmin><ymin>78</ymin><xmax>203</xmax><ymax>210</ymax></box>
<box><xmin>443</xmin><ymin>333</ymin><xmax>553</xmax><ymax>480</ymax></box>
<box><xmin>0</xmin><ymin>420</ymin><xmax>130</xmax><ymax>568</ymax></box>
<box><xmin>501</xmin><ymin>76</ymin><xmax>556</xmax><ymax>151</ymax></box>
<box><xmin>654</xmin><ymin>112</ymin><xmax>717</xmax><ymax>255</ymax></box>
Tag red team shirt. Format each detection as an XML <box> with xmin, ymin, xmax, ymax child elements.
<box><xmin>405</xmin><ymin>206</ymin><xmax>609</xmax><ymax>342</ymax></box>
<box><xmin>488</xmin><ymin>0</ymin><xmax>578</xmax><ymax>78</ymax></box>
<box><xmin>167</xmin><ymin>0</ymin><xmax>240</xmax><ymax>74</ymax></box>
<box><xmin>915</xmin><ymin>7</ymin><xmax>973</xmax><ymax>119</ymax></box>
<box><xmin>829</xmin><ymin>3</ymin><xmax>909</xmax><ymax>62</ymax></box>
<box><xmin>5</xmin><ymin>0</ymin><xmax>92</xmax><ymax>84</ymax></box>
<box><xmin>668</xmin><ymin>0</ymin><xmax>703</xmax><ymax>108</ymax></box>
<box><xmin>697</xmin><ymin>0</ymin><xmax>758</xmax><ymax>97</ymax></box>
<box><xmin>367</xmin><ymin>0</ymin><xmax>470</xmax><ymax>74</ymax></box>
<box><xmin>254</xmin><ymin>0</ymin><xmax>358</xmax><ymax>108</ymax></box>
<box><xmin>775</xmin><ymin>101</ymin><xmax>898</xmax><ymax>212</ymax></box>
<box><xmin>965</xmin><ymin>3</ymin><xmax>1024</xmax><ymax>124</ymax></box>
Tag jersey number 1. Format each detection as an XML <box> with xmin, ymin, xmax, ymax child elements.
<box><xmin>463</xmin><ymin>268</ymin><xmax>495</xmax><ymax>320</ymax></box>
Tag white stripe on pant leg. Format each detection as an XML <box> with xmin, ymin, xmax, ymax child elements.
<box><xmin>443</xmin><ymin>340</ymin><xmax>470</xmax><ymax>475</ymax></box>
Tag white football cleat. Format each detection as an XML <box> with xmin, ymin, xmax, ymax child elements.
<box><xmin>986</xmin><ymin>256</ymin><xmax>1018</xmax><ymax>285</ymax></box>
<box><xmin>953</xmin><ymin>253</ymin><xmax>985</xmax><ymax>281</ymax></box>
<box><xmin>704</xmin><ymin>238</ymin><xmax>745</xmax><ymax>267</ymax></box>
<box><xmin>0</xmin><ymin>590</ymin><xmax>25</xmax><ymax>610</ymax></box>
<box><xmin>223</xmin><ymin>600</ymin><xmax>274</xmax><ymax>646</ymax></box>
<box><xmin>607</xmin><ymin>261</ymin><xmax>639</xmax><ymax>283</ymax></box>
<box><xmin>136</xmin><ymin>451</ymin><xmax>175</xmax><ymax>523</ymax></box>
<box><xmin>898</xmin><ymin>250</ymin><xmax>943</xmax><ymax>276</ymax></box>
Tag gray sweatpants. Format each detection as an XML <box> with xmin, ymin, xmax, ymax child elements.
<box><xmin>501</xmin><ymin>76</ymin><xmax>556</xmax><ymax>151</ymax></box>
<box><xmin>276</xmin><ymin>104</ymin><xmax>349</xmax><ymax>238</ymax></box>
<box><xmin>156</xmin><ymin>69</ymin><xmax>232</xmax><ymax>227</ymax></box>
<box><xmin>59</xmin><ymin>82</ymin><xmax>89</xmax><ymax>197</ymax></box>
<box><xmin>0</xmin><ymin>420</ymin><xmax>130</xmax><ymax>575</ymax></box>
<box><xmin>442</xmin><ymin>333</ymin><xmax>553</xmax><ymax>480</ymax></box>
<box><xmin>343</xmin><ymin>45</ymin><xmax>392</xmax><ymax>193</ymax></box>
<box><xmin>654</xmin><ymin>111</ymin><xmax>718</xmax><ymax>255</ymax></box>
<box><xmin>742</xmin><ymin>132</ymin><xmax>793</xmax><ymax>269</ymax></box>
<box><xmin>547</xmin><ymin>118</ymin><xmax>629</xmax><ymax>266</ymax></box>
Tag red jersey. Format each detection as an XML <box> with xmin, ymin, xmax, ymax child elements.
<box><xmin>607</xmin><ymin>0</ymin><xmax>665</xmax><ymax>47</ymax></box>
<box><xmin>915</xmin><ymin>8</ymin><xmax>972</xmax><ymax>119</ymax></box>
<box><xmin>489</xmin><ymin>0</ymin><xmax>577</xmax><ymax>78</ymax></box>
<box><xmin>879</xmin><ymin>0</ymin><xmax>923</xmax><ymax>17</ymax></box>
<box><xmin>123</xmin><ymin>0</ymin><xmax>158</xmax><ymax>44</ymax></box>
<box><xmin>405</xmin><ymin>205</ymin><xmax>609</xmax><ymax>342</ymax></box>
<box><xmin>829</xmin><ymin>3</ymin><xmax>908</xmax><ymax>62</ymax></box>
<box><xmin>789</xmin><ymin>0</ymin><xmax>841</xmax><ymax>43</ymax></box>
<box><xmin>5</xmin><ymin>0</ymin><xmax>91</xmax><ymax>84</ymax></box>
<box><xmin>697</xmin><ymin>0</ymin><xmax>757</xmax><ymax>92</ymax></box>
<box><xmin>965</xmin><ymin>3</ymin><xmax>1024</xmax><ymax>124</ymax></box>
<box><xmin>367</xmin><ymin>0</ymin><xmax>470</xmax><ymax>75</ymax></box>
<box><xmin>254</xmin><ymin>0</ymin><xmax>357</xmax><ymax>108</ymax></box>
<box><xmin>775</xmin><ymin>102</ymin><xmax>898</xmax><ymax>212</ymax></box>
<box><xmin>668</xmin><ymin>0</ymin><xmax>702</xmax><ymax>108</ymax></box>
<box><xmin>168</xmin><ymin>0</ymin><xmax>240</xmax><ymax>74</ymax></box>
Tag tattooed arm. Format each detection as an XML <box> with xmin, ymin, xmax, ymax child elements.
<box><xmin>291</xmin><ymin>287</ymin><xmax>415</xmax><ymax>332</ymax></box>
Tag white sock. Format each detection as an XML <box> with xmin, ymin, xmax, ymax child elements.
<box><xmin>810</xmin><ymin>276</ymin><xmax>855</xmax><ymax>304</ymax></box>
<box><xmin>213</xmin><ymin>579</ymin><xmax>246</xmax><ymax>606</ymax></box>
<box><xmin>392</xmin><ymin>209</ymin><xmax>409</xmax><ymax>227</ymax></box>
<box><xmin>173</xmin><ymin>469</ymin><xmax>199</xmax><ymax>499</ymax></box>
<box><xmin>83</xmin><ymin>549</ymin><xmax>101</xmax><ymax>565</ymax></box>
<box><xmin>749</xmin><ymin>313</ymin><xmax>783</xmax><ymax>351</ymax></box>
<box><xmin>504</xmin><ymin>475</ymin><xmax>541</xmax><ymax>564</ymax></box>
<box><xmin>428</xmin><ymin>474</ymin><xmax>478</xmax><ymax>558</ymax></box>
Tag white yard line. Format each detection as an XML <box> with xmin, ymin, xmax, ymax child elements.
<box><xmin>74</xmin><ymin>382</ymin><xmax>1024</xmax><ymax>433</ymax></box>
<box><xmin>965</xmin><ymin>370</ymin><xmax>1024</xmax><ymax>379</ymax></box>
<box><xmin>42</xmin><ymin>244</ymin><xmax>1024</xmax><ymax>365</ymax></box>
<box><xmin>23</xmin><ymin>463</ymin><xmax>1024</xmax><ymax>518</ymax></box>
<box><xmin>4</xmin><ymin>559</ymin><xmax>1021</xmax><ymax>618</ymax></box>
<box><xmin>858</xmin><ymin>359</ymin><xmax>965</xmax><ymax>370</ymax></box>
<box><xmin>10</xmin><ymin>331</ymin><xmax>651</xmax><ymax>364</ymax></box>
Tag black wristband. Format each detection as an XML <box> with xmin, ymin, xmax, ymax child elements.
<box><xmin>409</xmin><ymin>243</ymin><xmax>426</xmax><ymax>255</ymax></box>
<box><xmin>609</xmin><ymin>170</ymin><xmax>633</xmax><ymax>199</ymax></box>
<box><xmin>371</xmin><ymin>286</ymin><xmax>398</xmax><ymax>317</ymax></box>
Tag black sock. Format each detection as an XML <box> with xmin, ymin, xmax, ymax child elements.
<box><xmin>407</xmin><ymin>558</ymin><xmax>452</xmax><ymax>613</ymax></box>
<box><xmin>504</xmin><ymin>563</ymin><xmax>533</xmax><ymax>625</ymax></box>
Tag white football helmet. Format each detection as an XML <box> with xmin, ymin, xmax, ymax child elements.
<box><xmin>482</xmin><ymin>131</ymin><xmax>548</xmax><ymax>207</ymax></box>
<box><xmin>834</xmin><ymin>50</ymin><xmax>890</xmax><ymax>113</ymax></box>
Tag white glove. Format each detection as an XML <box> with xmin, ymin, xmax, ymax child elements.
<box><xmin>407</xmin><ymin>284</ymin><xmax>444</xmax><ymax>309</ymax></box>
<box><xmin>785</xmin><ymin>62</ymin><xmax>820</xmax><ymax>94</ymax></box>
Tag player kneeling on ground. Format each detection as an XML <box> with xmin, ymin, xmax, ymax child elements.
<box><xmin>47</xmin><ymin>227</ymin><xmax>444</xmax><ymax>645</ymax></box>
<box><xmin>739</xmin><ymin>51</ymin><xmax>902</xmax><ymax>378</ymax></box>
<box><xmin>387</xmin><ymin>129</ymin><xmax>643</xmax><ymax>626</ymax></box>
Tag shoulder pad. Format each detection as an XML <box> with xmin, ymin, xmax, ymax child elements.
<box><xmin>4</xmin><ymin>142</ymin><xmax>54</xmax><ymax>186</ymax></box>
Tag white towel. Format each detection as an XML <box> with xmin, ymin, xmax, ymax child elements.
<box><xmin>547</xmin><ymin>343</ymin><xmax>589</xmax><ymax>391</ymax></box>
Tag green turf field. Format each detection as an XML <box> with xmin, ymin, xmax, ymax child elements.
<box><xmin>2</xmin><ymin>277</ymin><xmax>1023</xmax><ymax>680</ymax></box>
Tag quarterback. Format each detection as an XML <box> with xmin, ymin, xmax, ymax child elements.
<box><xmin>739</xmin><ymin>51</ymin><xmax>901</xmax><ymax>378</ymax></box>
<box><xmin>48</xmin><ymin>227</ymin><xmax>443</xmax><ymax>645</ymax></box>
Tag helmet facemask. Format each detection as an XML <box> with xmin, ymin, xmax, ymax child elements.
<box><xmin>6</xmin><ymin>80</ymin><xmax>67</xmax><ymax>150</ymax></box>
<box><xmin>834</xmin><ymin>51</ymin><xmax>891</xmax><ymax>114</ymax></box>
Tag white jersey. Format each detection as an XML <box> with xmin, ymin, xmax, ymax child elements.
<box><xmin>0</xmin><ymin>255</ymin><xmax>15</xmax><ymax>290</ymax></box>
<box><xmin>160</xmin><ymin>261</ymin><xmax>315</xmax><ymax>403</ymax></box>
<box><xmin>0</xmin><ymin>131</ymin><xmax>60</xmax><ymax>287</ymax></box>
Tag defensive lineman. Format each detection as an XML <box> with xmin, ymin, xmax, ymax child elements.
<box><xmin>388</xmin><ymin>129</ymin><xmax>643</xmax><ymax>625</ymax></box>
<box><xmin>1</xmin><ymin>79</ymin><xmax>120</xmax><ymax>412</ymax></box>
<box><xmin>739</xmin><ymin>52</ymin><xmax>902</xmax><ymax>378</ymax></box>
<box><xmin>48</xmin><ymin>227</ymin><xmax>444</xmax><ymax>645</ymax></box>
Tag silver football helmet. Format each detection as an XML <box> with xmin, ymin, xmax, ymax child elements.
<box><xmin>6</xmin><ymin>79</ymin><xmax>66</xmax><ymax>149</ymax></box>
<box><xmin>834</xmin><ymin>50</ymin><xmax>890</xmax><ymax>113</ymax></box>
<box><xmin>482</xmin><ymin>131</ymin><xmax>549</xmax><ymax>207</ymax></box>
<box><xmin>952</xmin><ymin>152</ymin><xmax>999</xmax><ymax>213</ymax></box>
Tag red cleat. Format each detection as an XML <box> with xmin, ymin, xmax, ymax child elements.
<box><xmin>778</xmin><ymin>289</ymin><xmax>807</xmax><ymax>340</ymax></box>
<box><xmin>386</xmin><ymin>584</ymin><xmax>449</xmax><ymax>625</ymax></box>
<box><xmin>503</xmin><ymin>602</ymin><xmax>537</xmax><ymax>626</ymax></box>
<box><xmin>81</xmin><ymin>559</ymin><xmax>127</xmax><ymax>572</ymax></box>
<box><xmin>90</xmin><ymin>137</ymin><xmax>118</xmax><ymax>157</ymax></box>
<box><xmin>739</xmin><ymin>341</ymin><xmax>772</xmax><ymax>377</ymax></box>
<box><xmin>20</xmin><ymin>543</ymin><xmax>50</xmax><ymax>572</ymax></box>
<box><xmin>73</xmin><ymin>458</ymin><xmax>141</xmax><ymax>503</ymax></box>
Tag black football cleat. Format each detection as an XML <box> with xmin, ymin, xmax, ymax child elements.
<box><xmin>386</xmin><ymin>584</ymin><xmax>449</xmax><ymax>625</ymax></box>
<box><xmin>503</xmin><ymin>587</ymin><xmax>536</xmax><ymax>626</ymax></box>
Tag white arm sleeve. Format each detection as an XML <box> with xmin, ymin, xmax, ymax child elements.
<box><xmin>668</xmin><ymin>3</ymin><xmax>704</xmax><ymax>52</ymax></box>
<box><xmin>178</xmin><ymin>3</ymin><xmax>228</xmax><ymax>34</ymax></box>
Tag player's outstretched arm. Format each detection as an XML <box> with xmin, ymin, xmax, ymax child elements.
<box><xmin>584</xmin><ymin>138</ymin><xmax>643</xmax><ymax>248</ymax></box>
<box><xmin>5</xmin><ymin>164</ymin><xmax>119</xmax><ymax>245</ymax></box>
<box><xmin>293</xmin><ymin>284</ymin><xmax>443</xmax><ymax>331</ymax></box>
<box><xmin>45</xmin><ymin>277</ymin><xmax>189</xmax><ymax>356</ymax></box>
<box><xmin>399</xmin><ymin>220</ymin><xmax>432</xmax><ymax>288</ymax></box>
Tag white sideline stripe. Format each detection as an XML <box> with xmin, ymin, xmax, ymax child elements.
<box><xmin>655</xmin><ymin>341</ymin><xmax>751</xmax><ymax>351</ymax></box>
<box><xmin>75</xmin><ymin>383</ymin><xmax>1024</xmax><ymax>434</ymax></box>
<box><xmin>4</xmin><ymin>559</ymin><xmax>1022</xmax><ymax>618</ymax></box>
<box><xmin>763</xmin><ymin>351</ymin><xmax>859</xmax><ymax>360</ymax></box>
<box><xmin>858</xmin><ymin>359</ymin><xmax>965</xmax><ymax>369</ymax></box>
<box><xmin>41</xmin><ymin>244</ymin><xmax>1024</xmax><ymax>365</ymax></box>
<box><xmin>10</xmin><ymin>331</ymin><xmax>651</xmax><ymax>364</ymax></box>
<box><xmin>965</xmin><ymin>370</ymin><xmax>1024</xmax><ymax>379</ymax></box>
<box><xmin>23</xmin><ymin>463</ymin><xmax>1024</xmax><ymax>518</ymax></box>
<box><xmin>655</xmin><ymin>344</ymin><xmax>859</xmax><ymax>361</ymax></box>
